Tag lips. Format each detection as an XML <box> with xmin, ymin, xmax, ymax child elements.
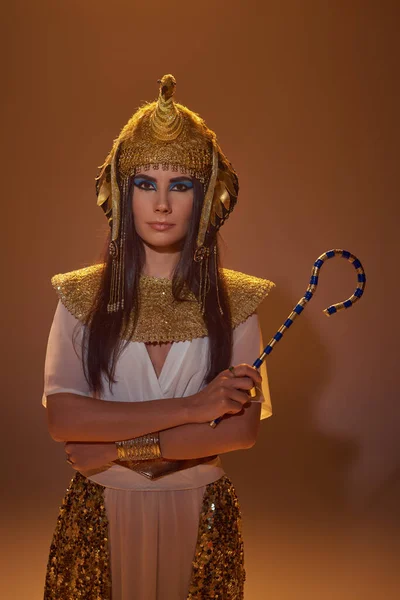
<box><xmin>147</xmin><ymin>222</ymin><xmax>176</xmax><ymax>231</ymax></box>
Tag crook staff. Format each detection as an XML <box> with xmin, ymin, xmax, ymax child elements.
<box><xmin>210</xmin><ymin>249</ymin><xmax>366</xmax><ymax>428</ymax></box>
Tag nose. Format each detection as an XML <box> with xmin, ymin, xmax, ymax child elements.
<box><xmin>154</xmin><ymin>185</ymin><xmax>172</xmax><ymax>214</ymax></box>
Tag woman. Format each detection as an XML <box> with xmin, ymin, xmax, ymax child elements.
<box><xmin>42</xmin><ymin>74</ymin><xmax>274</xmax><ymax>599</ymax></box>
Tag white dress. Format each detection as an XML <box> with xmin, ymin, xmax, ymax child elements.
<box><xmin>42</xmin><ymin>300</ymin><xmax>272</xmax><ymax>599</ymax></box>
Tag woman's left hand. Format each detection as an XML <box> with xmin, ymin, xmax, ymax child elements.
<box><xmin>64</xmin><ymin>442</ymin><xmax>118</xmax><ymax>471</ymax></box>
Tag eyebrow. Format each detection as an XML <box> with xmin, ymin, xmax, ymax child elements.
<box><xmin>134</xmin><ymin>174</ymin><xmax>193</xmax><ymax>183</ymax></box>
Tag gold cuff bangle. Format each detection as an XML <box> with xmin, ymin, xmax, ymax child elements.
<box><xmin>116</xmin><ymin>432</ymin><xmax>162</xmax><ymax>461</ymax></box>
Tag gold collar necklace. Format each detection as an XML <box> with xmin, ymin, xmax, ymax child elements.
<box><xmin>51</xmin><ymin>264</ymin><xmax>274</xmax><ymax>343</ymax></box>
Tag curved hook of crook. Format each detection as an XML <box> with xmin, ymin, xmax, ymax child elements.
<box><xmin>209</xmin><ymin>249</ymin><xmax>366</xmax><ymax>428</ymax></box>
<box><xmin>313</xmin><ymin>249</ymin><xmax>366</xmax><ymax>316</ymax></box>
<box><xmin>255</xmin><ymin>248</ymin><xmax>366</xmax><ymax>366</ymax></box>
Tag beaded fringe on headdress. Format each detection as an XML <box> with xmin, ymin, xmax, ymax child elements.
<box><xmin>108</xmin><ymin>177</ymin><xmax>127</xmax><ymax>314</ymax></box>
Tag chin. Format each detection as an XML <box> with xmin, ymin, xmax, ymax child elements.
<box><xmin>139</xmin><ymin>232</ymin><xmax>186</xmax><ymax>251</ymax></box>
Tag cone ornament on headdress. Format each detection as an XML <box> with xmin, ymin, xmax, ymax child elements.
<box><xmin>150</xmin><ymin>75</ymin><xmax>184</xmax><ymax>141</ymax></box>
<box><xmin>95</xmin><ymin>74</ymin><xmax>239</xmax><ymax>314</ymax></box>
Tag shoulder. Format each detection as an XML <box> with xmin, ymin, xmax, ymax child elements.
<box><xmin>50</xmin><ymin>263</ymin><xmax>104</xmax><ymax>322</ymax></box>
<box><xmin>221</xmin><ymin>268</ymin><xmax>275</xmax><ymax>328</ymax></box>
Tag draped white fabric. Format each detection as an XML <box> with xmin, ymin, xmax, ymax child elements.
<box><xmin>42</xmin><ymin>300</ymin><xmax>272</xmax><ymax>490</ymax></box>
<box><xmin>43</xmin><ymin>300</ymin><xmax>272</xmax><ymax>599</ymax></box>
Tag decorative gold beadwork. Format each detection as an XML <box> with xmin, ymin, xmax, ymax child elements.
<box><xmin>44</xmin><ymin>472</ymin><xmax>111</xmax><ymax>600</ymax></box>
<box><xmin>187</xmin><ymin>474</ymin><xmax>246</xmax><ymax>598</ymax></box>
<box><xmin>51</xmin><ymin>264</ymin><xmax>275</xmax><ymax>343</ymax></box>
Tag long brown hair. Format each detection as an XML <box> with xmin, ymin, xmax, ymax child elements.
<box><xmin>79</xmin><ymin>175</ymin><xmax>233</xmax><ymax>397</ymax></box>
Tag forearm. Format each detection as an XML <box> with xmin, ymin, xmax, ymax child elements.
<box><xmin>46</xmin><ymin>393</ymin><xmax>191</xmax><ymax>442</ymax></box>
<box><xmin>159</xmin><ymin>414</ymin><xmax>253</xmax><ymax>460</ymax></box>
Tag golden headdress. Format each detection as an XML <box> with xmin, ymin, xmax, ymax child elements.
<box><xmin>95</xmin><ymin>74</ymin><xmax>238</xmax><ymax>313</ymax></box>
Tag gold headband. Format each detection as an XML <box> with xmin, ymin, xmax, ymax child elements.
<box><xmin>95</xmin><ymin>74</ymin><xmax>238</xmax><ymax>312</ymax></box>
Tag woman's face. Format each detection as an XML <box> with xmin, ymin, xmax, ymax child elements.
<box><xmin>131</xmin><ymin>166</ymin><xmax>194</xmax><ymax>251</ymax></box>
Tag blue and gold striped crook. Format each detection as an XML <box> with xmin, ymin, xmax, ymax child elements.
<box><xmin>209</xmin><ymin>249</ymin><xmax>366</xmax><ymax>428</ymax></box>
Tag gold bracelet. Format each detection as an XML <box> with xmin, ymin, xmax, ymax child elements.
<box><xmin>116</xmin><ymin>432</ymin><xmax>162</xmax><ymax>461</ymax></box>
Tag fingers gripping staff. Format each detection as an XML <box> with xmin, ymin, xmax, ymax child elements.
<box><xmin>209</xmin><ymin>249</ymin><xmax>367</xmax><ymax>428</ymax></box>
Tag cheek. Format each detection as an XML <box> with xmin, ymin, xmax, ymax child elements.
<box><xmin>178</xmin><ymin>193</ymin><xmax>194</xmax><ymax>225</ymax></box>
<box><xmin>131</xmin><ymin>195</ymin><xmax>149</xmax><ymax>224</ymax></box>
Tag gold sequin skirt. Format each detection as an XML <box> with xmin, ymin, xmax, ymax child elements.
<box><xmin>44</xmin><ymin>471</ymin><xmax>245</xmax><ymax>599</ymax></box>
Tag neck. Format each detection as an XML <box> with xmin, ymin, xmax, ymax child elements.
<box><xmin>142</xmin><ymin>243</ymin><xmax>181</xmax><ymax>279</ymax></box>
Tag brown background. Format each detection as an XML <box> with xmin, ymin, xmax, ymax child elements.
<box><xmin>1</xmin><ymin>1</ymin><xmax>399</xmax><ymax>598</ymax></box>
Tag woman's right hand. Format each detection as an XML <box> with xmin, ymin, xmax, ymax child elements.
<box><xmin>189</xmin><ymin>364</ymin><xmax>262</xmax><ymax>424</ymax></box>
